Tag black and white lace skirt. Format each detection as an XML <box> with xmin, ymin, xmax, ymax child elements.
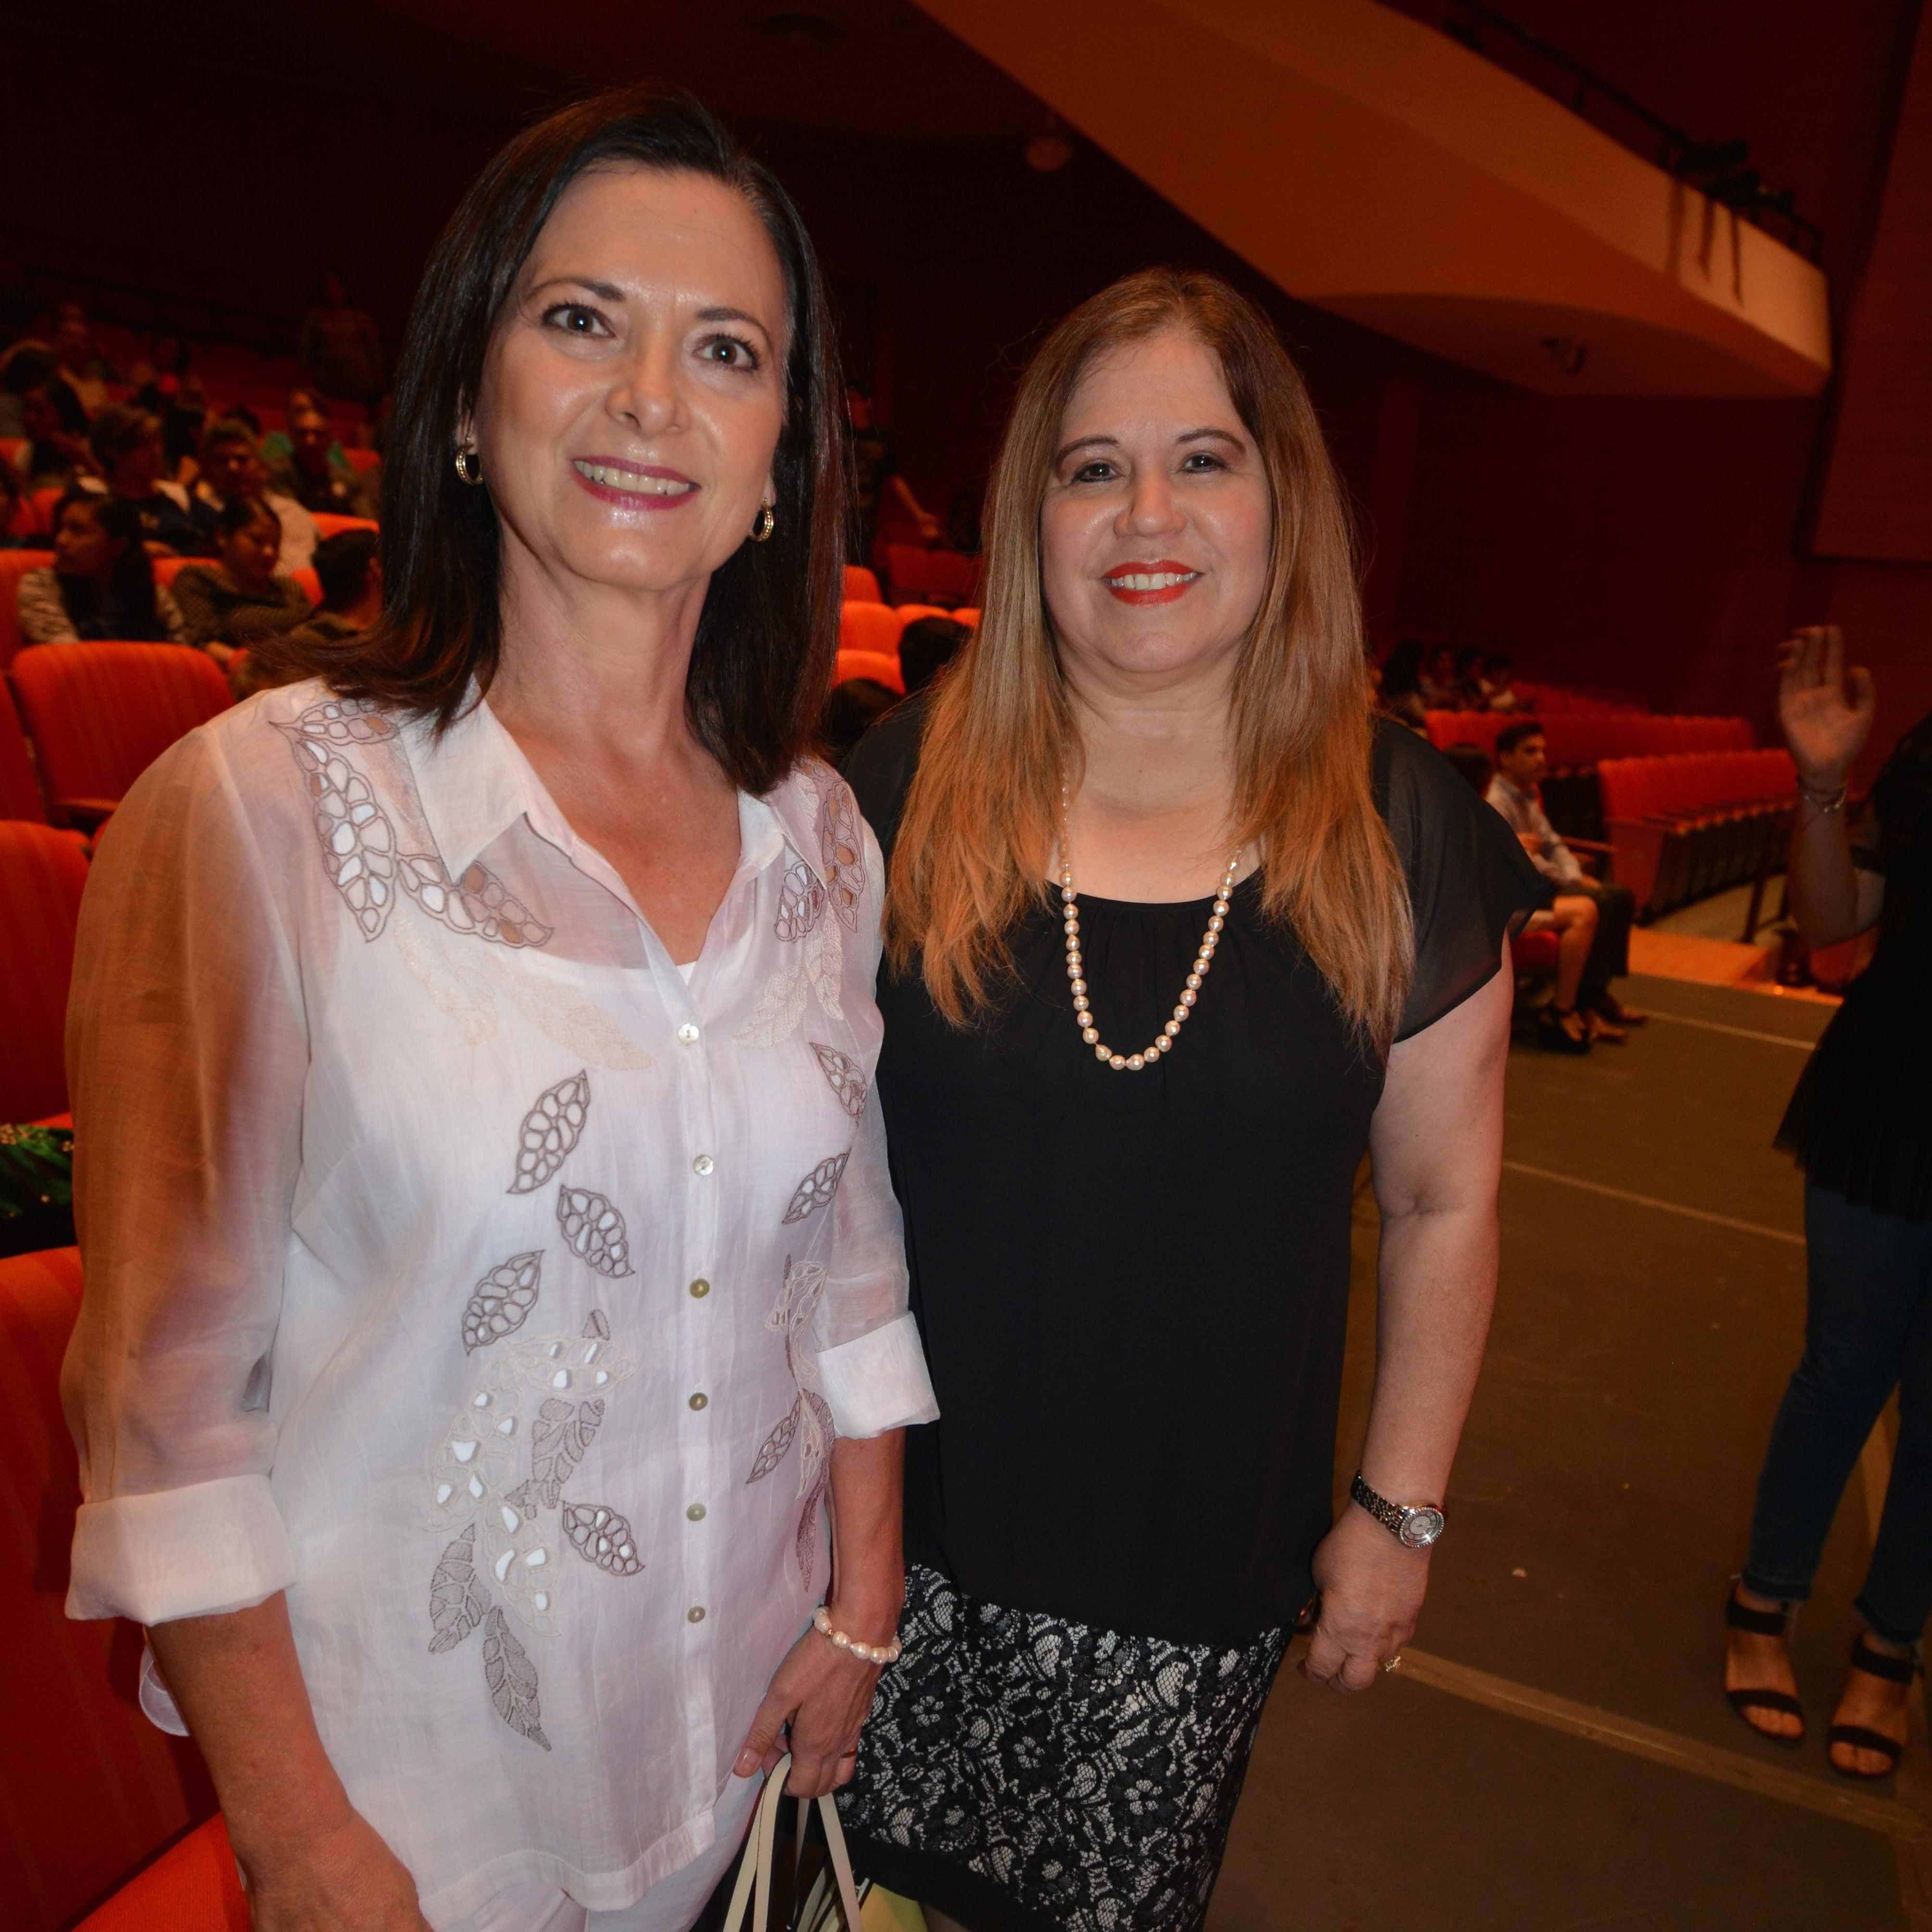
<box><xmin>837</xmin><ymin>1564</ymin><xmax>1287</xmax><ymax>1932</ymax></box>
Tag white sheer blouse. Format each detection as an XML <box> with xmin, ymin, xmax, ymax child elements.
<box><xmin>61</xmin><ymin>681</ymin><xmax>936</xmax><ymax>1926</ymax></box>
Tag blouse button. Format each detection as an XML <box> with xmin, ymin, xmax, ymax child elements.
<box><xmin>677</xmin><ymin>1022</ymin><xmax>700</xmax><ymax>1045</ymax></box>
<box><xmin>693</xmin><ymin>1154</ymin><xmax>714</xmax><ymax>1176</ymax></box>
<box><xmin>687</xmin><ymin>1503</ymin><xmax>707</xmax><ymax>1522</ymax></box>
<box><xmin>689</xmin><ymin>1278</ymin><xmax>712</xmax><ymax>1299</ymax></box>
<box><xmin>688</xmin><ymin>1391</ymin><xmax>709</xmax><ymax>1411</ymax></box>
<box><xmin>687</xmin><ymin>1605</ymin><xmax>707</xmax><ymax>1625</ymax></box>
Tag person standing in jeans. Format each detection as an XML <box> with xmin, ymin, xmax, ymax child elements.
<box><xmin>1725</xmin><ymin>625</ymin><xmax>1932</xmax><ymax>1779</ymax></box>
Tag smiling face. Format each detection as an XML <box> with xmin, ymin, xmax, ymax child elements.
<box><xmin>1039</xmin><ymin>329</ymin><xmax>1271</xmax><ymax>692</ymax></box>
<box><xmin>470</xmin><ymin>164</ymin><xmax>788</xmax><ymax>606</ymax></box>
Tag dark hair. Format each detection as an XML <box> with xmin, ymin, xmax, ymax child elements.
<box><xmin>200</xmin><ymin>415</ymin><xmax>260</xmax><ymax>463</ymax></box>
<box><xmin>314</xmin><ymin>528</ymin><xmax>379</xmax><ymax>609</ymax></box>
<box><xmin>1495</xmin><ymin>717</ymin><xmax>1546</xmax><ymax>758</ymax></box>
<box><xmin>51</xmin><ymin>488</ymin><xmax>166</xmax><ymax>639</ymax></box>
<box><xmin>1440</xmin><ymin>742</ymin><xmax>1492</xmax><ymax>796</ymax></box>
<box><xmin>88</xmin><ymin>404</ymin><xmax>160</xmax><ymax>471</ymax></box>
<box><xmin>819</xmin><ymin>678</ymin><xmax>898</xmax><ymax>766</ymax></box>
<box><xmin>291</xmin><ymin>86</ymin><xmax>848</xmax><ymax>790</ymax></box>
<box><xmin>215</xmin><ymin>492</ymin><xmax>282</xmax><ymax>542</ymax></box>
<box><xmin>897</xmin><ymin>615</ymin><xmax>968</xmax><ymax>696</ymax></box>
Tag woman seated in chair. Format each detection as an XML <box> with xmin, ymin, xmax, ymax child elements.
<box><xmin>168</xmin><ymin>494</ymin><xmax>314</xmax><ymax>667</ymax></box>
<box><xmin>16</xmin><ymin>489</ymin><xmax>189</xmax><ymax>644</ymax></box>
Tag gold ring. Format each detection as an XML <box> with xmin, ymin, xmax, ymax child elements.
<box><xmin>1381</xmin><ymin>1655</ymin><xmax>1401</xmax><ymax>1673</ymax></box>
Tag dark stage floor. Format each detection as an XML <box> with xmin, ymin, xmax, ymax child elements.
<box><xmin>1211</xmin><ymin>974</ymin><xmax>1928</xmax><ymax>1931</ymax></box>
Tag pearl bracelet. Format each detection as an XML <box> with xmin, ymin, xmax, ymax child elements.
<box><xmin>813</xmin><ymin>1604</ymin><xmax>902</xmax><ymax>1666</ymax></box>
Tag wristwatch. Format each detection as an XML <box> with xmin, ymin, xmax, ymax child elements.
<box><xmin>1350</xmin><ymin>1472</ymin><xmax>1446</xmax><ymax>1550</ymax></box>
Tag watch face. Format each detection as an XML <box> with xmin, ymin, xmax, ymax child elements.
<box><xmin>1399</xmin><ymin>1507</ymin><xmax>1445</xmax><ymax>1549</ymax></box>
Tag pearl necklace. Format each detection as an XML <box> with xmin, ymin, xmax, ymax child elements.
<box><xmin>1059</xmin><ymin>785</ymin><xmax>1241</xmax><ymax>1073</ymax></box>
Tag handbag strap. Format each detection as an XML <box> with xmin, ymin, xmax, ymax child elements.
<box><xmin>722</xmin><ymin>1756</ymin><xmax>865</xmax><ymax>1932</ymax></box>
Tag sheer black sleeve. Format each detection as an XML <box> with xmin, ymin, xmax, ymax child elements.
<box><xmin>845</xmin><ymin>689</ymin><xmax>934</xmax><ymax>866</ymax></box>
<box><xmin>1373</xmin><ymin>719</ymin><xmax>1551</xmax><ymax>1042</ymax></box>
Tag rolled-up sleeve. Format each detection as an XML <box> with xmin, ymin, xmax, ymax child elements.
<box><xmin>811</xmin><ymin>820</ymin><xmax>938</xmax><ymax>1439</ymax></box>
<box><xmin>62</xmin><ymin>726</ymin><xmax>308</xmax><ymax>1626</ymax></box>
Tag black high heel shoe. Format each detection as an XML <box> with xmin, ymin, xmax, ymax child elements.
<box><xmin>1828</xmin><ymin>1639</ymin><xmax>1917</xmax><ymax>1780</ymax></box>
<box><xmin>1723</xmin><ymin>1587</ymin><xmax>1805</xmax><ymax>1746</ymax></box>
<box><xmin>1537</xmin><ymin>1004</ymin><xmax>1591</xmax><ymax>1055</ymax></box>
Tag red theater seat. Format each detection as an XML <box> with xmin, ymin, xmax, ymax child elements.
<box><xmin>839</xmin><ymin>600</ymin><xmax>903</xmax><ymax>660</ymax></box>
<box><xmin>152</xmin><ymin>556</ymin><xmax>322</xmax><ymax>610</ymax></box>
<box><xmin>952</xmin><ymin>607</ymin><xmax>980</xmax><ymax>627</ymax></box>
<box><xmin>74</xmin><ymin>1817</ymin><xmax>247</xmax><ymax>1932</ymax></box>
<box><xmin>343</xmin><ymin>446</ymin><xmax>381</xmax><ymax>476</ymax></box>
<box><xmin>0</xmin><ymin>548</ymin><xmax>56</xmax><ymax>668</ymax></box>
<box><xmin>834</xmin><ymin>648</ymin><xmax>905</xmax><ymax>694</ymax></box>
<box><xmin>0</xmin><ymin>680</ymin><xmax>48</xmax><ymax>822</ymax></box>
<box><xmin>0</xmin><ymin>822</ymin><xmax>88</xmax><ymax>1121</ymax></box>
<box><xmin>842</xmin><ymin>564</ymin><xmax>882</xmax><ymax>604</ymax></box>
<box><xmin>885</xmin><ymin>544</ymin><xmax>979</xmax><ymax>604</ymax></box>
<box><xmin>308</xmin><ymin>513</ymin><xmax>378</xmax><ymax>542</ymax></box>
<box><xmin>0</xmin><ymin>1246</ymin><xmax>221</xmax><ymax>1931</ymax></box>
<box><xmin>10</xmin><ymin>642</ymin><xmax>231</xmax><ymax>828</ymax></box>
<box><xmin>892</xmin><ymin>603</ymin><xmax>953</xmax><ymax>627</ymax></box>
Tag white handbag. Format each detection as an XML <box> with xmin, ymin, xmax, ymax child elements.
<box><xmin>720</xmin><ymin>1753</ymin><xmax>867</xmax><ymax>1932</ymax></box>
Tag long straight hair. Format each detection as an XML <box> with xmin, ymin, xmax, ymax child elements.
<box><xmin>886</xmin><ymin>269</ymin><xmax>1413</xmax><ymax>1054</ymax></box>
<box><xmin>291</xmin><ymin>87</ymin><xmax>847</xmax><ymax>795</ymax></box>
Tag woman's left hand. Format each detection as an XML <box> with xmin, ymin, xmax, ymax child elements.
<box><xmin>733</xmin><ymin>1625</ymin><xmax>882</xmax><ymax>1796</ymax></box>
<box><xmin>1300</xmin><ymin>1505</ymin><xmax>1429</xmax><ymax>1692</ymax></box>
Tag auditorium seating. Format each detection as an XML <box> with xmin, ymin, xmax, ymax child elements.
<box><xmin>75</xmin><ymin>1817</ymin><xmax>245</xmax><ymax>1931</ymax></box>
<box><xmin>1598</xmin><ymin>750</ymin><xmax>1796</xmax><ymax>915</ymax></box>
<box><xmin>835</xmin><ymin>648</ymin><xmax>905</xmax><ymax>693</ymax></box>
<box><xmin>843</xmin><ymin>564</ymin><xmax>883</xmax><ymax>603</ymax></box>
<box><xmin>883</xmin><ymin>544</ymin><xmax>979</xmax><ymax>605</ymax></box>
<box><xmin>10</xmin><ymin>643</ymin><xmax>231</xmax><ymax>829</ymax></box>
<box><xmin>0</xmin><ymin>1245</ymin><xmax>220</xmax><ymax>1931</ymax></box>
<box><xmin>892</xmin><ymin>602</ymin><xmax>956</xmax><ymax>628</ymax></box>
<box><xmin>308</xmin><ymin>513</ymin><xmax>378</xmax><ymax>542</ymax></box>
<box><xmin>839</xmin><ymin>599</ymin><xmax>905</xmax><ymax>660</ymax></box>
<box><xmin>1425</xmin><ymin>711</ymin><xmax>1754</xmax><ymax>764</ymax></box>
<box><xmin>0</xmin><ymin>823</ymin><xmax>88</xmax><ymax>1121</ymax></box>
<box><xmin>0</xmin><ymin>549</ymin><xmax>56</xmax><ymax>668</ymax></box>
<box><xmin>152</xmin><ymin>556</ymin><xmax>325</xmax><ymax>608</ymax></box>
<box><xmin>0</xmin><ymin>681</ymin><xmax>47</xmax><ymax>822</ymax></box>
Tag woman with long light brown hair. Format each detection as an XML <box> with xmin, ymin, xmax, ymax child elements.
<box><xmin>834</xmin><ymin>269</ymin><xmax>1543</xmax><ymax>1932</ymax></box>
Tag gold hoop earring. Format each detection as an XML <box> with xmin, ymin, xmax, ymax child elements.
<box><xmin>749</xmin><ymin>503</ymin><xmax>775</xmax><ymax>543</ymax></box>
<box><xmin>454</xmin><ymin>447</ymin><xmax>483</xmax><ymax>486</ymax></box>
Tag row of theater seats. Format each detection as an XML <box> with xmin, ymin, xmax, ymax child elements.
<box><xmin>838</xmin><ymin>599</ymin><xmax>979</xmax><ymax>692</ymax></box>
<box><xmin>1599</xmin><ymin>749</ymin><xmax>1797</xmax><ymax>915</ymax></box>
<box><xmin>1425</xmin><ymin>709</ymin><xmax>1755</xmax><ymax>764</ymax></box>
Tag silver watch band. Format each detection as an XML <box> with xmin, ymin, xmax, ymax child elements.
<box><xmin>1350</xmin><ymin>1472</ymin><xmax>1446</xmax><ymax>1548</ymax></box>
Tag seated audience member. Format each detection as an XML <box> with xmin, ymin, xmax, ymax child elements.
<box><xmin>85</xmin><ymin>404</ymin><xmax>211</xmax><ymax>555</ymax></box>
<box><xmin>1377</xmin><ymin>638</ymin><xmax>1429</xmax><ymax>735</ymax></box>
<box><xmin>169</xmin><ymin>493</ymin><xmax>313</xmax><ymax>668</ymax></box>
<box><xmin>16</xmin><ymin>489</ymin><xmax>189</xmax><ymax>643</ymax></box>
<box><xmin>1418</xmin><ymin>643</ymin><xmax>1466</xmax><ymax>710</ymax></box>
<box><xmin>1487</xmin><ymin>717</ymin><xmax>1647</xmax><ymax>1044</ymax></box>
<box><xmin>193</xmin><ymin>416</ymin><xmax>318</xmax><ymax>572</ymax></box>
<box><xmin>820</xmin><ymin>677</ymin><xmax>899</xmax><ymax>767</ymax></box>
<box><xmin>267</xmin><ymin>400</ymin><xmax>377</xmax><ymax>517</ymax></box>
<box><xmin>1481</xmin><ymin>650</ymin><xmax>1522</xmax><ymax>712</ymax></box>
<box><xmin>229</xmin><ymin>527</ymin><xmax>379</xmax><ymax>699</ymax></box>
<box><xmin>51</xmin><ymin>303</ymin><xmax>113</xmax><ymax>417</ymax></box>
<box><xmin>1440</xmin><ymin>741</ymin><xmax>1495</xmax><ymax>798</ymax></box>
<box><xmin>15</xmin><ymin>377</ymin><xmax>97</xmax><ymax>491</ymax></box>
<box><xmin>300</xmin><ymin>273</ymin><xmax>386</xmax><ymax>407</ymax></box>
<box><xmin>897</xmin><ymin>614</ymin><xmax>969</xmax><ymax>696</ymax></box>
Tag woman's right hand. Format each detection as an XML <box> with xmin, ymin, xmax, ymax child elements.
<box><xmin>241</xmin><ymin>1808</ymin><xmax>432</xmax><ymax>1932</ymax></box>
<box><xmin>1779</xmin><ymin>624</ymin><xmax>1875</xmax><ymax>788</ymax></box>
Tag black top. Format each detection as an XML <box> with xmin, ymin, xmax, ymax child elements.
<box><xmin>1779</xmin><ymin>712</ymin><xmax>1932</xmax><ymax>1221</ymax></box>
<box><xmin>848</xmin><ymin>703</ymin><xmax>1546</xmax><ymax>1644</ymax></box>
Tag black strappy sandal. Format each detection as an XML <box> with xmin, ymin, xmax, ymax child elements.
<box><xmin>1828</xmin><ymin>1639</ymin><xmax>1917</xmax><ymax>1781</ymax></box>
<box><xmin>1724</xmin><ymin>1587</ymin><xmax>1805</xmax><ymax>1747</ymax></box>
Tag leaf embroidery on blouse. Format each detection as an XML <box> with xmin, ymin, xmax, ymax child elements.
<box><xmin>746</xmin><ymin>1397</ymin><xmax>801</xmax><ymax>1484</ymax></box>
<box><xmin>284</xmin><ymin>694</ymin><xmax>399</xmax><ymax>746</ymax></box>
<box><xmin>796</xmin><ymin>1457</ymin><xmax>831</xmax><ymax>1593</ymax></box>
<box><xmin>508</xmin><ymin>1071</ymin><xmax>590</xmax><ymax>1195</ymax></box>
<box><xmin>278</xmin><ymin>730</ymin><xmax>398</xmax><ymax>941</ymax></box>
<box><xmin>461</xmin><ymin>1252</ymin><xmax>543</xmax><ymax>1354</ymax></box>
<box><xmin>399</xmin><ymin>852</ymin><xmax>553</xmax><ymax>949</ymax></box>
<box><xmin>428</xmin><ymin>1522</ymin><xmax>490</xmax><ymax>1653</ymax></box>
<box><xmin>482</xmin><ymin>1606</ymin><xmax>552</xmax><ymax>1751</ymax></box>
<box><xmin>810</xmin><ymin>1042</ymin><xmax>868</xmax><ymax>1119</ymax></box>
<box><xmin>556</xmin><ymin>1185</ymin><xmax>635</xmax><ymax>1277</ymax></box>
<box><xmin>506</xmin><ymin>1395</ymin><xmax>605</xmax><ymax>1518</ymax></box>
<box><xmin>816</xmin><ymin>780</ymin><xmax>867</xmax><ymax>932</ymax></box>
<box><xmin>562</xmin><ymin>1500</ymin><xmax>644</xmax><ymax>1577</ymax></box>
<box><xmin>782</xmin><ymin>1151</ymin><xmax>850</xmax><ymax>1224</ymax></box>
<box><xmin>583</xmin><ymin>1309</ymin><xmax>610</xmax><ymax>1340</ymax></box>
<box><xmin>776</xmin><ymin>856</ymin><xmax>826</xmax><ymax>943</ymax></box>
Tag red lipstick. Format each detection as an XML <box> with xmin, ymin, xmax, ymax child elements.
<box><xmin>1102</xmin><ymin>559</ymin><xmax>1201</xmax><ymax>606</ymax></box>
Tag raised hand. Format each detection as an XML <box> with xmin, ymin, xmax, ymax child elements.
<box><xmin>1778</xmin><ymin>625</ymin><xmax>1875</xmax><ymax>788</ymax></box>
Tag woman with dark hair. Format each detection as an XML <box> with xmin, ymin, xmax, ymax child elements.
<box><xmin>15</xmin><ymin>377</ymin><xmax>98</xmax><ymax>492</ymax></box>
<box><xmin>16</xmin><ymin>489</ymin><xmax>187</xmax><ymax>641</ymax></box>
<box><xmin>835</xmin><ymin>270</ymin><xmax>1541</xmax><ymax>1932</ymax></box>
<box><xmin>63</xmin><ymin>88</ymin><xmax>932</xmax><ymax>1932</ymax></box>
<box><xmin>168</xmin><ymin>494</ymin><xmax>314</xmax><ymax>666</ymax></box>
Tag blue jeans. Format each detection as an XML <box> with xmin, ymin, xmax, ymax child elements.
<box><xmin>1743</xmin><ymin>1183</ymin><xmax>1932</xmax><ymax>1645</ymax></box>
